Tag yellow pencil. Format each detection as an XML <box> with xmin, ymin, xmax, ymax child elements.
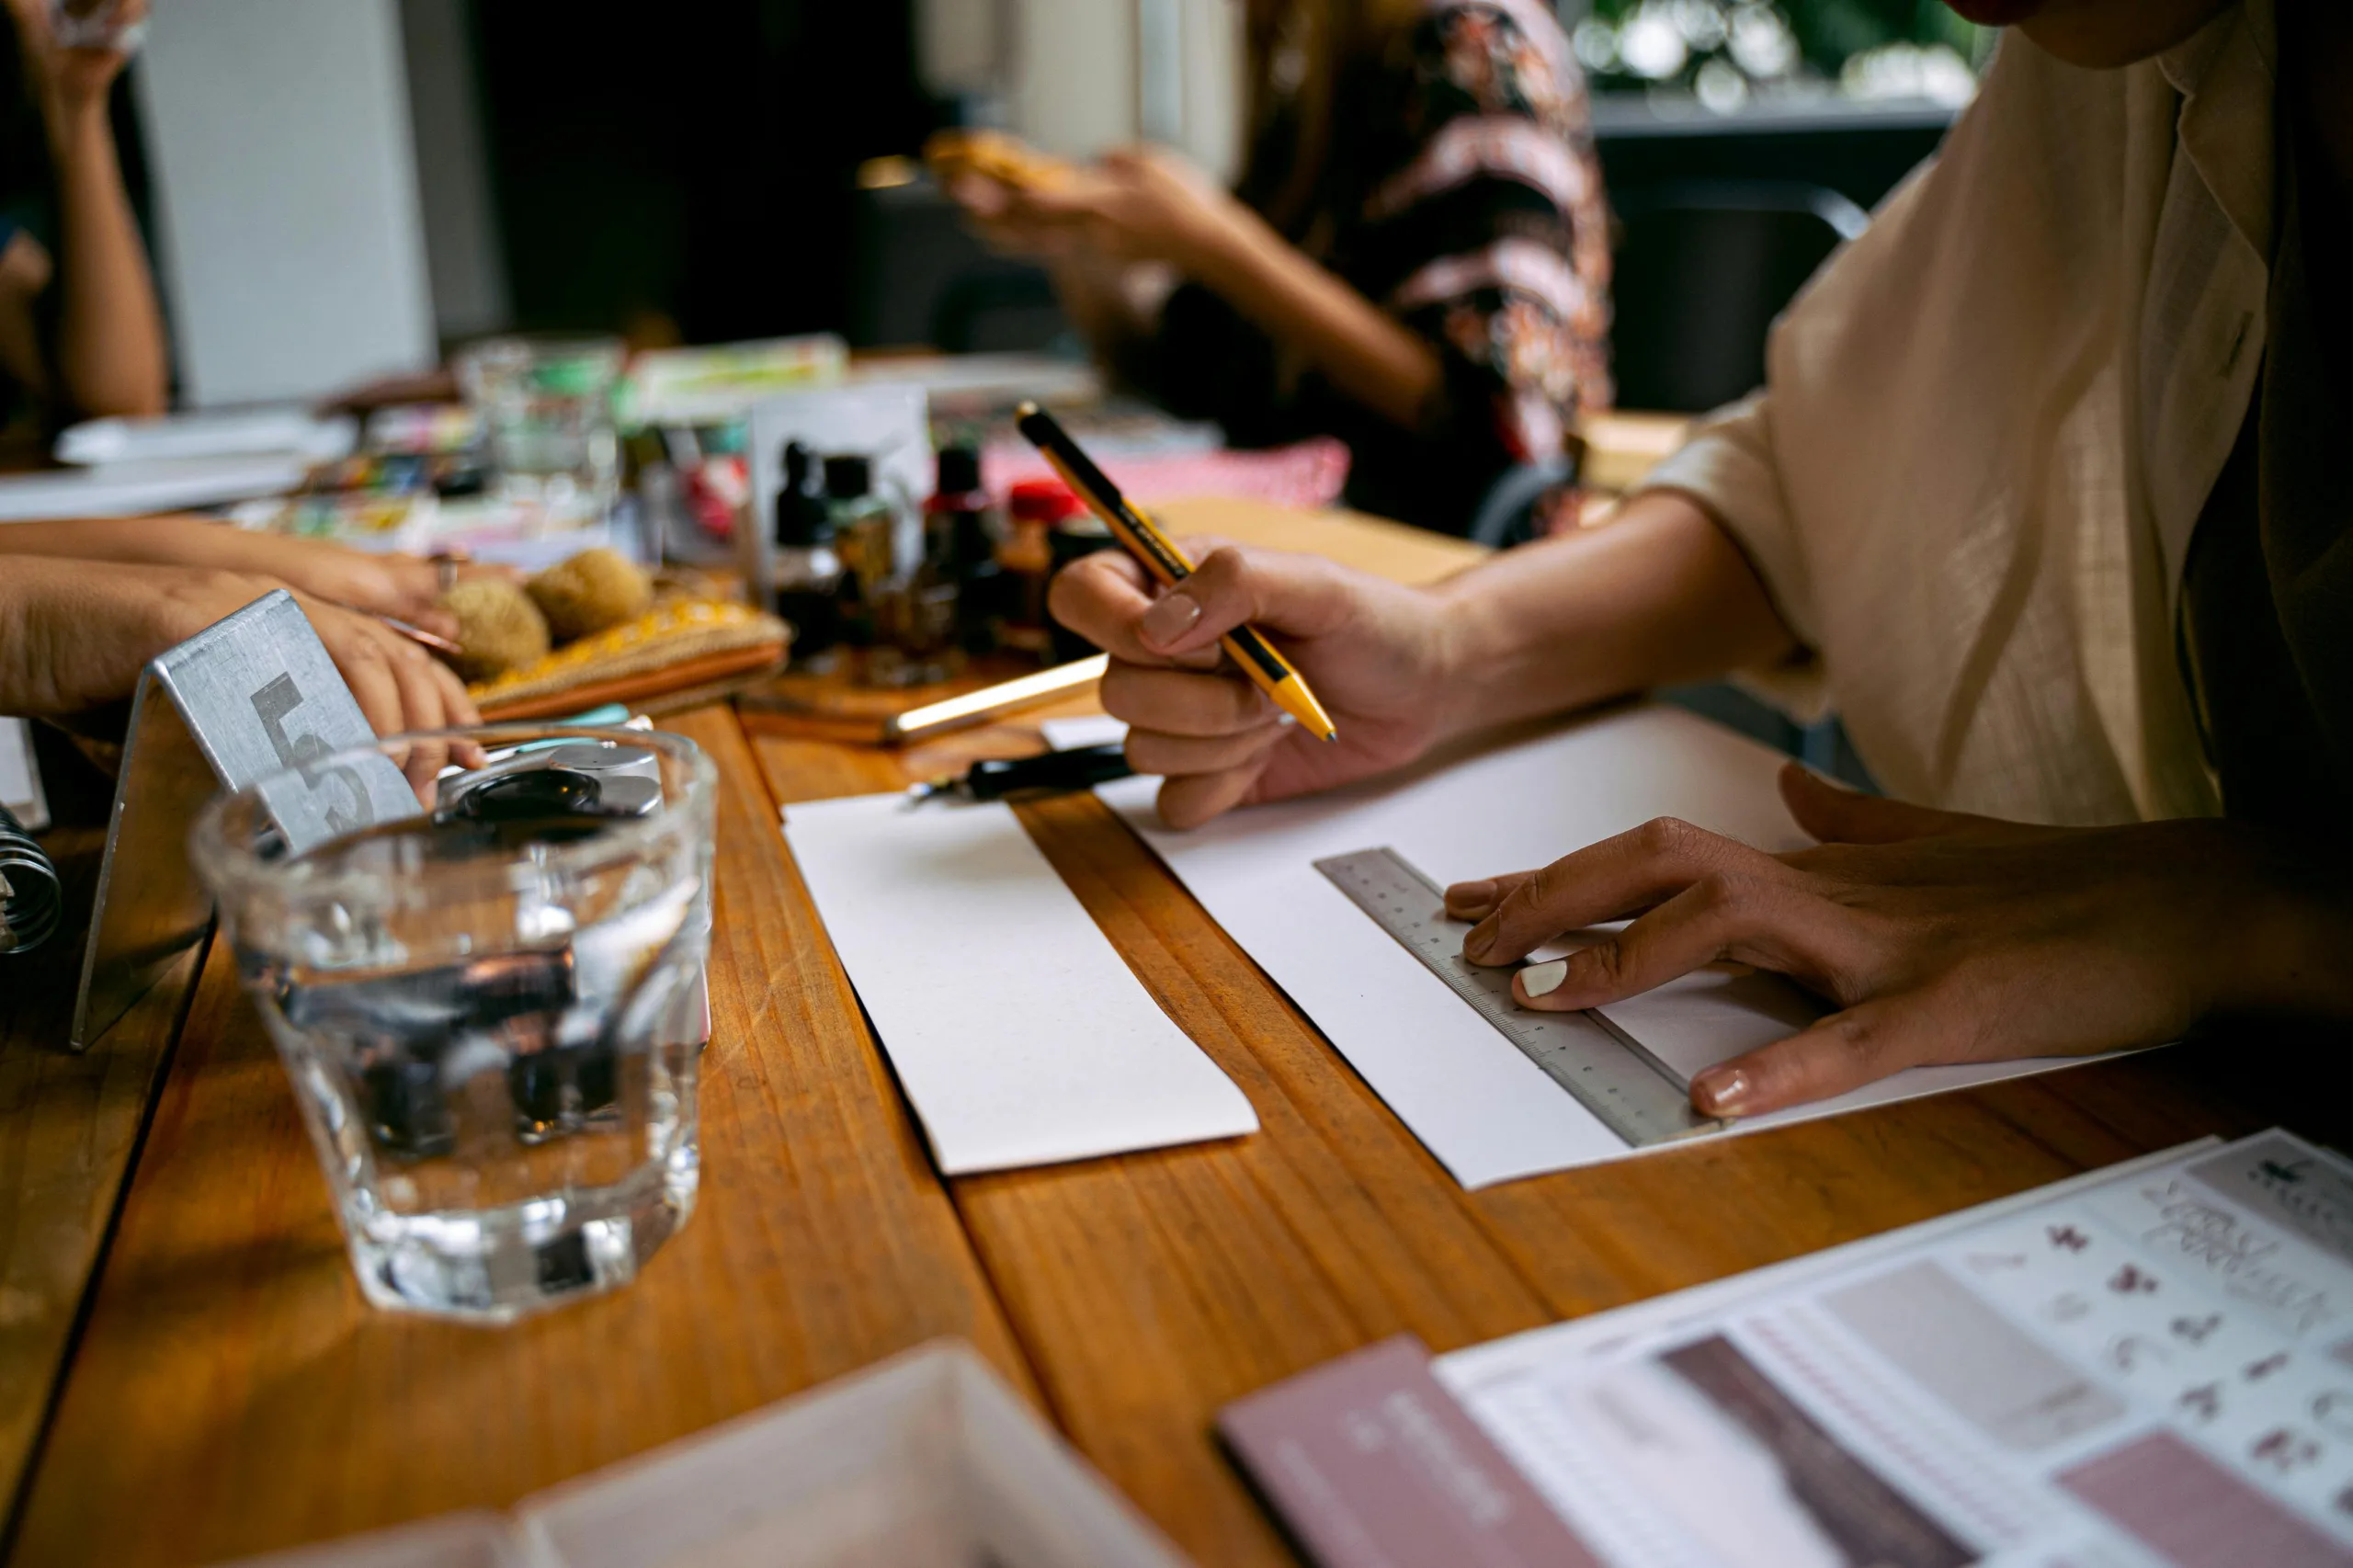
<box><xmin>1014</xmin><ymin>403</ymin><xmax>1338</xmax><ymax>743</ymax></box>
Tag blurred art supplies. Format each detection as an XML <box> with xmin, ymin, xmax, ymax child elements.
<box><xmin>824</xmin><ymin>454</ymin><xmax>893</xmax><ymax>655</ymax></box>
<box><xmin>458</xmin><ymin>335</ymin><xmax>626</xmax><ymax>527</ymax></box>
<box><xmin>995</xmin><ymin>479</ymin><xmax>1081</xmax><ymax>661</ymax></box>
<box><xmin>924</xmin><ymin>445</ymin><xmax>1002</xmax><ymax>658</ymax></box>
<box><xmin>452</xmin><ymin>550</ymin><xmax>786</xmax><ymax>721</ymax></box>
<box><xmin>770</xmin><ymin>443</ymin><xmax>846</xmax><ymax>669</ymax></box>
<box><xmin>743</xmin><ymin>382</ymin><xmax>931</xmax><ymax>623</ymax></box>
<box><xmin>439</xmin><ymin>577</ymin><xmax>549</xmax><ymax>683</ymax></box>
<box><xmin>228</xmin><ymin>398</ymin><xmax>634</xmax><ymax>569</ymax></box>
<box><xmin>619</xmin><ymin>335</ymin><xmax>847</xmax><ymax>426</ymax></box>
<box><xmin>530</xmin><ymin>547</ymin><xmax>654</xmax><ymax>642</ymax></box>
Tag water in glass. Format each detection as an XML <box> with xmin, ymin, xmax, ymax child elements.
<box><xmin>195</xmin><ymin>729</ymin><xmax>714</xmax><ymax>1324</ymax></box>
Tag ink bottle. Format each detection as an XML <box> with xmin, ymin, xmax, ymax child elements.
<box><xmin>770</xmin><ymin>442</ymin><xmax>844</xmax><ymax>668</ymax></box>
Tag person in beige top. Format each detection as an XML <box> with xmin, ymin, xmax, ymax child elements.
<box><xmin>1052</xmin><ymin>0</ymin><xmax>2353</xmax><ymax>1120</ymax></box>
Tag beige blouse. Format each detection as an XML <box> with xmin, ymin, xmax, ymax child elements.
<box><xmin>1641</xmin><ymin>3</ymin><xmax>2277</xmax><ymax>826</ymax></box>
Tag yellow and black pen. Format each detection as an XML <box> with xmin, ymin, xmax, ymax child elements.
<box><xmin>1014</xmin><ymin>402</ymin><xmax>1338</xmax><ymax>743</ymax></box>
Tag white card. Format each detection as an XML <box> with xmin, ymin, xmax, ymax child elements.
<box><xmin>782</xmin><ymin>793</ymin><xmax>1256</xmax><ymax>1174</ymax></box>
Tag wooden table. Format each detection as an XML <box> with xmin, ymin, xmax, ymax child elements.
<box><xmin>0</xmin><ymin>495</ymin><xmax>2319</xmax><ymax>1566</ymax></box>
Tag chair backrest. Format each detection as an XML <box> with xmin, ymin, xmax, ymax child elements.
<box><xmin>1608</xmin><ymin>179</ymin><xmax>1869</xmax><ymax>415</ymax></box>
<box><xmin>930</xmin><ymin>266</ymin><xmax>1067</xmax><ymax>355</ymax></box>
<box><xmin>848</xmin><ymin>179</ymin><xmax>1069</xmax><ymax>352</ymax></box>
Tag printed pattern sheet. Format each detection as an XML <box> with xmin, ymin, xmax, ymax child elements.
<box><xmin>1438</xmin><ymin>1131</ymin><xmax>2353</xmax><ymax>1568</ymax></box>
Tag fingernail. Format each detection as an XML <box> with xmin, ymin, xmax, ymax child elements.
<box><xmin>1445</xmin><ymin>879</ymin><xmax>1495</xmax><ymax>918</ymax></box>
<box><xmin>1518</xmin><ymin>959</ymin><xmax>1569</xmax><ymax>999</ymax></box>
<box><xmin>1464</xmin><ymin>917</ymin><xmax>1498</xmax><ymax>961</ymax></box>
<box><xmin>1692</xmin><ymin>1067</ymin><xmax>1751</xmax><ymax>1117</ymax></box>
<box><xmin>1138</xmin><ymin>591</ymin><xmax>1201</xmax><ymax>650</ymax></box>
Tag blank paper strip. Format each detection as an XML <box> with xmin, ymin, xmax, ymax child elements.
<box><xmin>782</xmin><ymin>793</ymin><xmax>1256</xmax><ymax>1175</ymax></box>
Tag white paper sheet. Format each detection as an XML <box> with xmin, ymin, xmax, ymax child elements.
<box><xmin>1103</xmin><ymin>705</ymin><xmax>2103</xmax><ymax>1187</ymax></box>
<box><xmin>54</xmin><ymin>407</ymin><xmax>356</xmax><ymax>466</ymax></box>
<box><xmin>0</xmin><ymin>455</ymin><xmax>308</xmax><ymax>519</ymax></box>
<box><xmin>1039</xmin><ymin>714</ymin><xmax>1130</xmax><ymax>751</ymax></box>
<box><xmin>782</xmin><ymin>792</ymin><xmax>1256</xmax><ymax>1174</ymax></box>
<box><xmin>0</xmin><ymin>717</ymin><xmax>47</xmax><ymax>830</ymax></box>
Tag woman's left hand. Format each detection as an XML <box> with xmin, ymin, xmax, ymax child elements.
<box><xmin>1444</xmin><ymin>766</ymin><xmax>2351</xmax><ymax>1119</ymax></box>
<box><xmin>949</xmin><ymin>145</ymin><xmax>1250</xmax><ymax>275</ymax></box>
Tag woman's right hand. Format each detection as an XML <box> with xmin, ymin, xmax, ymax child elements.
<box><xmin>1048</xmin><ymin>541</ymin><xmax>1459</xmax><ymax>828</ymax></box>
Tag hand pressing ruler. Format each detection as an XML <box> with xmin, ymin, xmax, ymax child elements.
<box><xmin>1313</xmin><ymin>846</ymin><xmax>1722</xmax><ymax>1149</ymax></box>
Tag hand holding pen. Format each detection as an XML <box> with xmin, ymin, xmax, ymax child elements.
<box><xmin>1015</xmin><ymin>403</ymin><xmax>1338</xmax><ymax>742</ymax></box>
<box><xmin>1028</xmin><ymin>407</ymin><xmax>1464</xmax><ymax>830</ymax></box>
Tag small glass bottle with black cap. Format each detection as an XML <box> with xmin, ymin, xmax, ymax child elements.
<box><xmin>825</xmin><ymin>453</ymin><xmax>896</xmax><ymax>655</ymax></box>
<box><xmin>771</xmin><ymin>441</ymin><xmax>845</xmax><ymax>669</ymax></box>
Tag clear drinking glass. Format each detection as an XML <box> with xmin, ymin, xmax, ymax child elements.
<box><xmin>189</xmin><ymin>725</ymin><xmax>716</xmax><ymax>1324</ymax></box>
<box><xmin>457</xmin><ymin>335</ymin><xmax>626</xmax><ymax>526</ymax></box>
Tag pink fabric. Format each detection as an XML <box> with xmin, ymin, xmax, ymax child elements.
<box><xmin>981</xmin><ymin>437</ymin><xmax>1351</xmax><ymax>513</ymax></box>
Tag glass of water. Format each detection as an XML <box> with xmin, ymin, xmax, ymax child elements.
<box><xmin>189</xmin><ymin>725</ymin><xmax>716</xmax><ymax>1324</ymax></box>
<box><xmin>457</xmin><ymin>335</ymin><xmax>625</xmax><ymax>526</ymax></box>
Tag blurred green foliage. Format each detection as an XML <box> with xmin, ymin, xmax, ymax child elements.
<box><xmin>1589</xmin><ymin>0</ymin><xmax>1985</xmax><ymax>78</ymax></box>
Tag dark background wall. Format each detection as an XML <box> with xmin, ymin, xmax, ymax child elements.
<box><xmin>469</xmin><ymin>0</ymin><xmax>934</xmax><ymax>344</ymax></box>
<box><xmin>452</xmin><ymin>1</ymin><xmax>1951</xmax><ymax>378</ymax></box>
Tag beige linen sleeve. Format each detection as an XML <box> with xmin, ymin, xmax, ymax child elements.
<box><xmin>1636</xmin><ymin>393</ymin><xmax>1831</xmax><ymax>720</ymax></box>
<box><xmin>1619</xmin><ymin>149</ymin><xmax>1950</xmax><ymax>722</ymax></box>
<box><xmin>1638</xmin><ymin>390</ymin><xmax>1818</xmax><ymax>650</ymax></box>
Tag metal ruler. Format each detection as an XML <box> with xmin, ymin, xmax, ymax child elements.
<box><xmin>1313</xmin><ymin>846</ymin><xmax>1721</xmax><ymax>1149</ymax></box>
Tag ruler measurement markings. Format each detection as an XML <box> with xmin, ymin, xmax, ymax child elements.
<box><xmin>1314</xmin><ymin>846</ymin><xmax>1719</xmax><ymax>1149</ymax></box>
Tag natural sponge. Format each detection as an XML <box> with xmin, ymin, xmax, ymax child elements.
<box><xmin>528</xmin><ymin>548</ymin><xmax>653</xmax><ymax>643</ymax></box>
<box><xmin>440</xmin><ymin>577</ymin><xmax>550</xmax><ymax>682</ymax></box>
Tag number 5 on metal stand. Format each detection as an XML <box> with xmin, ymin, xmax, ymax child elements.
<box><xmin>70</xmin><ymin>591</ymin><xmax>420</xmax><ymax>1051</ymax></box>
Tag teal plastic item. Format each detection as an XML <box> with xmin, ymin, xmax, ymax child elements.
<box><xmin>506</xmin><ymin>704</ymin><xmax>636</xmax><ymax>756</ymax></box>
<box><xmin>560</xmin><ymin>703</ymin><xmax>632</xmax><ymax>725</ymax></box>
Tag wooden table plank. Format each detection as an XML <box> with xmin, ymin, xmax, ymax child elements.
<box><xmin>732</xmin><ymin>507</ymin><xmax>1530</xmax><ymax>1562</ymax></box>
<box><xmin>754</xmin><ymin>756</ymin><xmax>1564</xmax><ymax>1566</ymax></box>
<box><xmin>744</xmin><ymin>498</ymin><xmax>2343</xmax><ymax>1566</ymax></box>
<box><xmin>23</xmin><ymin>490</ymin><xmax>2338</xmax><ymax>1568</ymax></box>
<box><xmin>1151</xmin><ymin>494</ymin><xmax>1485</xmax><ymax>584</ymax></box>
<box><xmin>0</xmin><ymin>824</ymin><xmax>200</xmax><ymax>1527</ymax></box>
<box><xmin>10</xmin><ymin>708</ymin><xmax>1032</xmax><ymax>1566</ymax></box>
<box><xmin>751</xmin><ymin>717</ymin><xmax>2312</xmax><ymax>1566</ymax></box>
<box><xmin>745</xmin><ymin>500</ymin><xmax>1539</xmax><ymax>1559</ymax></box>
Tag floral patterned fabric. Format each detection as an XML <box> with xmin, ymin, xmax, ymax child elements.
<box><xmin>1143</xmin><ymin>0</ymin><xmax>1610</xmax><ymax>535</ymax></box>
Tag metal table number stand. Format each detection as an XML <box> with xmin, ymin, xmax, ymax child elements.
<box><xmin>70</xmin><ymin>591</ymin><xmax>421</xmax><ymax>1051</ymax></box>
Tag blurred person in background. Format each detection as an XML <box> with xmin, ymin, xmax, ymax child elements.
<box><xmin>0</xmin><ymin>0</ymin><xmax>165</xmax><ymax>426</ymax></box>
<box><xmin>949</xmin><ymin>0</ymin><xmax>1610</xmax><ymax>537</ymax></box>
